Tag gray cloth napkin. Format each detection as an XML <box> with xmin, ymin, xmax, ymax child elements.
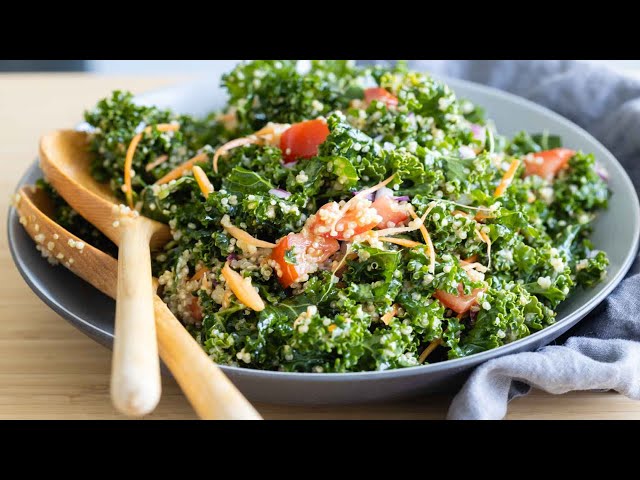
<box><xmin>361</xmin><ymin>60</ymin><xmax>640</xmax><ymax>419</ymax></box>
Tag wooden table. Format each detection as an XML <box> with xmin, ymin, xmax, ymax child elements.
<box><xmin>1</xmin><ymin>73</ymin><xmax>638</xmax><ymax>420</ymax></box>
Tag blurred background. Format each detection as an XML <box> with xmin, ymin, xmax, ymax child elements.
<box><xmin>2</xmin><ymin>60</ymin><xmax>640</xmax><ymax>76</ymax></box>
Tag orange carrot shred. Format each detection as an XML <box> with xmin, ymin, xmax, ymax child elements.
<box><xmin>155</xmin><ymin>151</ymin><xmax>208</xmax><ymax>185</ymax></box>
<box><xmin>378</xmin><ymin>236</ymin><xmax>423</xmax><ymax>248</ymax></box>
<box><xmin>381</xmin><ymin>304</ymin><xmax>399</xmax><ymax>326</ymax></box>
<box><xmin>190</xmin><ymin>267</ymin><xmax>209</xmax><ymax>282</ymax></box>
<box><xmin>145</xmin><ymin>154</ymin><xmax>169</xmax><ymax>172</ymax></box>
<box><xmin>461</xmin><ymin>255</ymin><xmax>478</xmax><ymax>264</ymax></box>
<box><xmin>494</xmin><ymin>159</ymin><xmax>521</xmax><ymax>198</ymax></box>
<box><xmin>408</xmin><ymin>206</ymin><xmax>435</xmax><ymax>274</ymax></box>
<box><xmin>124</xmin><ymin>123</ymin><xmax>179</xmax><ymax>208</ymax></box>
<box><xmin>221</xmin><ymin>261</ymin><xmax>265</xmax><ymax>312</ymax></box>
<box><xmin>419</xmin><ymin>338</ymin><xmax>442</xmax><ymax>364</ymax></box>
<box><xmin>192</xmin><ymin>165</ymin><xmax>214</xmax><ymax>197</ymax></box>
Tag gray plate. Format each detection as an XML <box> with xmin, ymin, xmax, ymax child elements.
<box><xmin>7</xmin><ymin>75</ymin><xmax>640</xmax><ymax>405</ymax></box>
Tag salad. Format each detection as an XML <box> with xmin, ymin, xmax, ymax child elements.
<box><xmin>41</xmin><ymin>60</ymin><xmax>610</xmax><ymax>372</ymax></box>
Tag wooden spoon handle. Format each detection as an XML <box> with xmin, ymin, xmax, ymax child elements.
<box><xmin>16</xmin><ymin>186</ymin><xmax>262</xmax><ymax>419</ymax></box>
<box><xmin>153</xmin><ymin>296</ymin><xmax>261</xmax><ymax>420</ymax></box>
<box><xmin>111</xmin><ymin>221</ymin><xmax>161</xmax><ymax>416</ymax></box>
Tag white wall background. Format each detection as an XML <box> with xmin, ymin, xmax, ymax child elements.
<box><xmin>88</xmin><ymin>60</ymin><xmax>640</xmax><ymax>76</ymax></box>
<box><xmin>87</xmin><ymin>60</ymin><xmax>240</xmax><ymax>75</ymax></box>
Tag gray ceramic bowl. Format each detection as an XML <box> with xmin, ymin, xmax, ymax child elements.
<box><xmin>7</xmin><ymin>75</ymin><xmax>640</xmax><ymax>405</ymax></box>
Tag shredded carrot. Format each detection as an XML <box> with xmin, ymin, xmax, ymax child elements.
<box><xmin>251</xmin><ymin>122</ymin><xmax>291</xmax><ymax>144</ymax></box>
<box><xmin>190</xmin><ymin>267</ymin><xmax>209</xmax><ymax>282</ymax></box>
<box><xmin>145</xmin><ymin>154</ymin><xmax>169</xmax><ymax>172</ymax></box>
<box><xmin>493</xmin><ymin>159</ymin><xmax>521</xmax><ymax>197</ymax></box>
<box><xmin>381</xmin><ymin>304</ymin><xmax>399</xmax><ymax>326</ymax></box>
<box><xmin>213</xmin><ymin>137</ymin><xmax>256</xmax><ymax>174</ymax></box>
<box><xmin>474</xmin><ymin>211</ymin><xmax>493</xmax><ymax>222</ymax></box>
<box><xmin>221</xmin><ymin>262</ymin><xmax>265</xmax><ymax>312</ymax></box>
<box><xmin>328</xmin><ymin>324</ymin><xmax>337</xmax><ymax>333</ymax></box>
<box><xmin>155</xmin><ymin>151</ymin><xmax>208</xmax><ymax>185</ymax></box>
<box><xmin>221</xmin><ymin>216</ymin><xmax>276</xmax><ymax>249</ymax></box>
<box><xmin>379</xmin><ymin>237</ymin><xmax>423</xmax><ymax>248</ymax></box>
<box><xmin>408</xmin><ymin>206</ymin><xmax>436</xmax><ymax>274</ymax></box>
<box><xmin>476</xmin><ymin>228</ymin><xmax>492</xmax><ymax>270</ymax></box>
<box><xmin>192</xmin><ymin>165</ymin><xmax>214</xmax><ymax>197</ymax></box>
<box><xmin>419</xmin><ymin>338</ymin><xmax>442</xmax><ymax>364</ymax></box>
<box><xmin>213</xmin><ymin>123</ymin><xmax>290</xmax><ymax>173</ymax></box>
<box><xmin>461</xmin><ymin>255</ymin><xmax>478</xmax><ymax>264</ymax></box>
<box><xmin>124</xmin><ymin>123</ymin><xmax>180</xmax><ymax>208</ymax></box>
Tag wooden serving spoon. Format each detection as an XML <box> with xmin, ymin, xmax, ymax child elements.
<box><xmin>14</xmin><ymin>185</ymin><xmax>262</xmax><ymax>420</ymax></box>
<box><xmin>39</xmin><ymin>129</ymin><xmax>171</xmax><ymax>416</ymax></box>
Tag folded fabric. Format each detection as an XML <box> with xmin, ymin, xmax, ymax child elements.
<box><xmin>360</xmin><ymin>60</ymin><xmax>640</xmax><ymax>419</ymax></box>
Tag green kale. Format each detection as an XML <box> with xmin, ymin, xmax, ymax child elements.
<box><xmin>284</xmin><ymin>247</ymin><xmax>297</xmax><ymax>265</ymax></box>
<box><xmin>222</xmin><ymin>60</ymin><xmax>362</xmax><ymax>133</ymax></box>
<box><xmin>575</xmin><ymin>251</ymin><xmax>609</xmax><ymax>288</ymax></box>
<box><xmin>84</xmin><ymin>90</ymin><xmax>228</xmax><ymax>204</ymax></box>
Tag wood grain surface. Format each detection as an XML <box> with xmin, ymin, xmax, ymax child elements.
<box><xmin>1</xmin><ymin>72</ymin><xmax>639</xmax><ymax>420</ymax></box>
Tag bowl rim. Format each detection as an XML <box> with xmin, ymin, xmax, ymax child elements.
<box><xmin>8</xmin><ymin>73</ymin><xmax>640</xmax><ymax>382</ymax></box>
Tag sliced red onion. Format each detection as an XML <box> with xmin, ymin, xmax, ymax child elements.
<box><xmin>458</xmin><ymin>145</ymin><xmax>476</xmax><ymax>159</ymax></box>
<box><xmin>375</xmin><ymin>186</ymin><xmax>395</xmax><ymax>201</ymax></box>
<box><xmin>393</xmin><ymin>195</ymin><xmax>410</xmax><ymax>202</ymax></box>
<box><xmin>470</xmin><ymin>124</ymin><xmax>486</xmax><ymax>144</ymax></box>
<box><xmin>227</xmin><ymin>253</ymin><xmax>238</xmax><ymax>262</ymax></box>
<box><xmin>282</xmin><ymin>161</ymin><xmax>298</xmax><ymax>169</ymax></box>
<box><xmin>595</xmin><ymin>163</ymin><xmax>609</xmax><ymax>182</ymax></box>
<box><xmin>269</xmin><ymin>188</ymin><xmax>292</xmax><ymax>199</ymax></box>
<box><xmin>352</xmin><ymin>190</ymin><xmax>374</xmax><ymax>201</ymax></box>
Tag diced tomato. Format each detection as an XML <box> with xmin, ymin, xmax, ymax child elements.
<box><xmin>364</xmin><ymin>87</ymin><xmax>398</xmax><ymax>108</ymax></box>
<box><xmin>308</xmin><ymin>196</ymin><xmax>409</xmax><ymax>240</ymax></box>
<box><xmin>371</xmin><ymin>195</ymin><xmax>410</xmax><ymax>229</ymax></box>
<box><xmin>434</xmin><ymin>284</ymin><xmax>485</xmax><ymax>314</ymax></box>
<box><xmin>307</xmin><ymin>202</ymin><xmax>339</xmax><ymax>236</ymax></box>
<box><xmin>189</xmin><ymin>297</ymin><xmax>203</xmax><ymax>322</ymax></box>
<box><xmin>271</xmin><ymin>234</ymin><xmax>308</xmax><ymax>288</ymax></box>
<box><xmin>279</xmin><ymin>119</ymin><xmax>330</xmax><ymax>163</ymax></box>
<box><xmin>270</xmin><ymin>233</ymin><xmax>339</xmax><ymax>288</ymax></box>
<box><xmin>334</xmin><ymin>209</ymin><xmax>379</xmax><ymax>240</ymax></box>
<box><xmin>307</xmin><ymin>236</ymin><xmax>340</xmax><ymax>263</ymax></box>
<box><xmin>523</xmin><ymin>148</ymin><xmax>575</xmax><ymax>181</ymax></box>
<box><xmin>308</xmin><ymin>201</ymin><xmax>377</xmax><ymax>241</ymax></box>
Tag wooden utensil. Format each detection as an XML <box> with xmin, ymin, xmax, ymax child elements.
<box><xmin>39</xmin><ymin>129</ymin><xmax>171</xmax><ymax>416</ymax></box>
<box><xmin>14</xmin><ymin>185</ymin><xmax>262</xmax><ymax>420</ymax></box>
